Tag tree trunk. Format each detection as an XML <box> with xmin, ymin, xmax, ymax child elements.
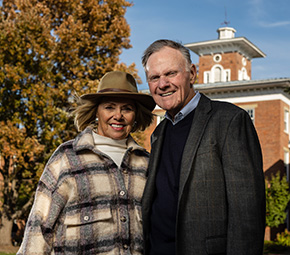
<box><xmin>265</xmin><ymin>226</ymin><xmax>271</xmax><ymax>241</ymax></box>
<box><xmin>0</xmin><ymin>215</ymin><xmax>13</xmax><ymax>246</ymax></box>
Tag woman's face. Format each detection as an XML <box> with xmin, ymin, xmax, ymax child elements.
<box><xmin>96</xmin><ymin>97</ymin><xmax>136</xmax><ymax>140</ymax></box>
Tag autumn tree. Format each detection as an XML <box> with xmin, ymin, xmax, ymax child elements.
<box><xmin>0</xmin><ymin>0</ymin><xmax>138</xmax><ymax>245</ymax></box>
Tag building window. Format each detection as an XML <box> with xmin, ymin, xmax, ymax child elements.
<box><xmin>205</xmin><ymin>66</ymin><xmax>231</xmax><ymax>83</ymax></box>
<box><xmin>246</xmin><ymin>108</ymin><xmax>255</xmax><ymax>123</ymax></box>
<box><xmin>225</xmin><ymin>70</ymin><xmax>231</xmax><ymax>82</ymax></box>
<box><xmin>204</xmin><ymin>71</ymin><xmax>210</xmax><ymax>83</ymax></box>
<box><xmin>239</xmin><ymin>67</ymin><xmax>250</xmax><ymax>81</ymax></box>
<box><xmin>241</xmin><ymin>104</ymin><xmax>257</xmax><ymax>124</ymax></box>
<box><xmin>284</xmin><ymin>109</ymin><xmax>289</xmax><ymax>133</ymax></box>
<box><xmin>214</xmin><ymin>67</ymin><xmax>222</xmax><ymax>82</ymax></box>
<box><xmin>242</xmin><ymin>69</ymin><xmax>247</xmax><ymax>80</ymax></box>
<box><xmin>242</xmin><ymin>57</ymin><xmax>247</xmax><ymax>66</ymax></box>
<box><xmin>213</xmin><ymin>54</ymin><xmax>222</xmax><ymax>63</ymax></box>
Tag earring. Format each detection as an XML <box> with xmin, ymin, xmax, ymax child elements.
<box><xmin>95</xmin><ymin>117</ymin><xmax>99</xmax><ymax>122</ymax></box>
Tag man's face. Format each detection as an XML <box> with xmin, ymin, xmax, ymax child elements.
<box><xmin>145</xmin><ymin>47</ymin><xmax>197</xmax><ymax>117</ymax></box>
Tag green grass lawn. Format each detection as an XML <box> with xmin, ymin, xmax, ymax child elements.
<box><xmin>0</xmin><ymin>253</ymin><xmax>16</xmax><ymax>255</ymax></box>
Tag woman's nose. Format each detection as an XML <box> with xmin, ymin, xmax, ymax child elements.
<box><xmin>113</xmin><ymin>109</ymin><xmax>123</xmax><ymax>120</ymax></box>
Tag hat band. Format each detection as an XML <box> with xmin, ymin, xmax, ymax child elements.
<box><xmin>98</xmin><ymin>88</ymin><xmax>133</xmax><ymax>93</ymax></box>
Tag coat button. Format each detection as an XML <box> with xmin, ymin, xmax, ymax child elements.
<box><xmin>122</xmin><ymin>169</ymin><xmax>128</xmax><ymax>174</ymax></box>
<box><xmin>120</xmin><ymin>216</ymin><xmax>127</xmax><ymax>222</ymax></box>
<box><xmin>123</xmin><ymin>244</ymin><xmax>128</xmax><ymax>250</ymax></box>
<box><xmin>84</xmin><ymin>216</ymin><xmax>89</xmax><ymax>221</ymax></box>
<box><xmin>119</xmin><ymin>190</ymin><xmax>126</xmax><ymax>196</ymax></box>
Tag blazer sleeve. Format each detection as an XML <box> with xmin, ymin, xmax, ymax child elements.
<box><xmin>222</xmin><ymin>109</ymin><xmax>265</xmax><ymax>255</ymax></box>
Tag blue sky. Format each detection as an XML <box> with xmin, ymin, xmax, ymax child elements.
<box><xmin>120</xmin><ymin>0</ymin><xmax>290</xmax><ymax>90</ymax></box>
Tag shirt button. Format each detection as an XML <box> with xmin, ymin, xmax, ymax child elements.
<box><xmin>84</xmin><ymin>216</ymin><xmax>89</xmax><ymax>221</ymax></box>
<box><xmin>120</xmin><ymin>216</ymin><xmax>127</xmax><ymax>222</ymax></box>
<box><xmin>122</xmin><ymin>169</ymin><xmax>128</xmax><ymax>174</ymax></box>
<box><xmin>119</xmin><ymin>190</ymin><xmax>126</xmax><ymax>196</ymax></box>
<box><xmin>123</xmin><ymin>244</ymin><xmax>128</xmax><ymax>250</ymax></box>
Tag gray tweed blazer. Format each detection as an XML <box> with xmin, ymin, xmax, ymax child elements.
<box><xmin>142</xmin><ymin>93</ymin><xmax>265</xmax><ymax>255</ymax></box>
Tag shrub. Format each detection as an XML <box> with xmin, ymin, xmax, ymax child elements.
<box><xmin>276</xmin><ymin>229</ymin><xmax>290</xmax><ymax>247</ymax></box>
<box><xmin>265</xmin><ymin>172</ymin><xmax>290</xmax><ymax>228</ymax></box>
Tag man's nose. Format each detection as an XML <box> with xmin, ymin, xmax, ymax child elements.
<box><xmin>158</xmin><ymin>75</ymin><xmax>170</xmax><ymax>88</ymax></box>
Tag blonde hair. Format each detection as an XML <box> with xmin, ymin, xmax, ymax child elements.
<box><xmin>71</xmin><ymin>96</ymin><xmax>154</xmax><ymax>133</ymax></box>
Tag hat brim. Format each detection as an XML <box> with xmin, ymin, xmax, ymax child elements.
<box><xmin>80</xmin><ymin>92</ymin><xmax>156</xmax><ymax>112</ymax></box>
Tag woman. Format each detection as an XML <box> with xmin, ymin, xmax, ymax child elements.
<box><xmin>17</xmin><ymin>71</ymin><xmax>156</xmax><ymax>255</ymax></box>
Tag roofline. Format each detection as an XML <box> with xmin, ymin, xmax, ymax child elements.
<box><xmin>194</xmin><ymin>78</ymin><xmax>290</xmax><ymax>93</ymax></box>
<box><xmin>184</xmin><ymin>37</ymin><xmax>266</xmax><ymax>59</ymax></box>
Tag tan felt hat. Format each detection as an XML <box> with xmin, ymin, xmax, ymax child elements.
<box><xmin>81</xmin><ymin>71</ymin><xmax>156</xmax><ymax>111</ymax></box>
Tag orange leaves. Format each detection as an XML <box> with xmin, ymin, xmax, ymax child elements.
<box><xmin>0</xmin><ymin>0</ymin><xmax>138</xmax><ymax>220</ymax></box>
<box><xmin>0</xmin><ymin>123</ymin><xmax>44</xmax><ymax>182</ymax></box>
<box><xmin>0</xmin><ymin>121</ymin><xmax>44</xmax><ymax>163</ymax></box>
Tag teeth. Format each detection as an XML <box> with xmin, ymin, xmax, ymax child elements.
<box><xmin>161</xmin><ymin>92</ymin><xmax>173</xmax><ymax>97</ymax></box>
<box><xmin>111</xmin><ymin>124</ymin><xmax>123</xmax><ymax>128</ymax></box>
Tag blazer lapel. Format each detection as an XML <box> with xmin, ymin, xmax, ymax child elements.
<box><xmin>178</xmin><ymin>94</ymin><xmax>213</xmax><ymax>202</ymax></box>
<box><xmin>142</xmin><ymin>120</ymin><xmax>167</xmax><ymax>217</ymax></box>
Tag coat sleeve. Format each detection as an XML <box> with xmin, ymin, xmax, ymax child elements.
<box><xmin>17</xmin><ymin>150</ymin><xmax>67</xmax><ymax>255</ymax></box>
<box><xmin>222</xmin><ymin>109</ymin><xmax>265</xmax><ymax>254</ymax></box>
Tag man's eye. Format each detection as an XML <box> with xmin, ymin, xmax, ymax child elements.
<box><xmin>167</xmin><ymin>71</ymin><xmax>178</xmax><ymax>77</ymax></box>
<box><xmin>149</xmin><ymin>76</ymin><xmax>159</xmax><ymax>82</ymax></box>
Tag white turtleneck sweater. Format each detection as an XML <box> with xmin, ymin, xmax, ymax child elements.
<box><xmin>92</xmin><ymin>131</ymin><xmax>128</xmax><ymax>167</ymax></box>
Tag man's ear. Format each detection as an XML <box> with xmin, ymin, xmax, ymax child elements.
<box><xmin>190</xmin><ymin>64</ymin><xmax>197</xmax><ymax>85</ymax></box>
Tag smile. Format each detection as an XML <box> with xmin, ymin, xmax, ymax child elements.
<box><xmin>111</xmin><ymin>124</ymin><xmax>125</xmax><ymax>129</ymax></box>
<box><xmin>160</xmin><ymin>91</ymin><xmax>174</xmax><ymax>97</ymax></box>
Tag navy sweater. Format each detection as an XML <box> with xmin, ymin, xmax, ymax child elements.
<box><xmin>149</xmin><ymin>110</ymin><xmax>195</xmax><ymax>255</ymax></box>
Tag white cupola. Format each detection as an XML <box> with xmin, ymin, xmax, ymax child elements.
<box><xmin>217</xmin><ymin>27</ymin><xmax>236</xmax><ymax>39</ymax></box>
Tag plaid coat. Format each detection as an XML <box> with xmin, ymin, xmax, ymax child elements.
<box><xmin>17</xmin><ymin>127</ymin><xmax>149</xmax><ymax>255</ymax></box>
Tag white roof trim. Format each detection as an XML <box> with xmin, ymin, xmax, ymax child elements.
<box><xmin>184</xmin><ymin>37</ymin><xmax>266</xmax><ymax>59</ymax></box>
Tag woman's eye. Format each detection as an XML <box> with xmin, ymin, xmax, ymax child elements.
<box><xmin>123</xmin><ymin>107</ymin><xmax>134</xmax><ymax>111</ymax></box>
<box><xmin>105</xmin><ymin>106</ymin><xmax>114</xmax><ymax>110</ymax></box>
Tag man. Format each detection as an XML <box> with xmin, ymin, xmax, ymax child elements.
<box><xmin>141</xmin><ymin>39</ymin><xmax>265</xmax><ymax>255</ymax></box>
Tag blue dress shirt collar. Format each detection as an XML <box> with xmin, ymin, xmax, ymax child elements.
<box><xmin>165</xmin><ymin>91</ymin><xmax>201</xmax><ymax>125</ymax></box>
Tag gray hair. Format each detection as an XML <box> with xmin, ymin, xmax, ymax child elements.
<box><xmin>142</xmin><ymin>39</ymin><xmax>192</xmax><ymax>71</ymax></box>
